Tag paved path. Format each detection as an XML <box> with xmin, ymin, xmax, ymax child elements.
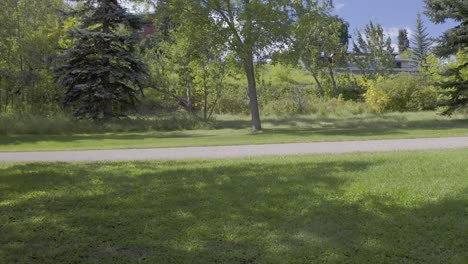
<box><xmin>1</xmin><ymin>137</ymin><xmax>467</xmax><ymax>163</ymax></box>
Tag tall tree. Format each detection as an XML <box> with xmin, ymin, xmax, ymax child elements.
<box><xmin>292</xmin><ymin>1</ymin><xmax>348</xmax><ymax>97</ymax></box>
<box><xmin>0</xmin><ymin>0</ymin><xmax>65</xmax><ymax>113</ymax></box>
<box><xmin>398</xmin><ymin>29</ymin><xmax>410</xmax><ymax>53</ymax></box>
<box><xmin>424</xmin><ymin>0</ymin><xmax>467</xmax><ymax>114</ymax></box>
<box><xmin>410</xmin><ymin>13</ymin><xmax>432</xmax><ymax>65</ymax></box>
<box><xmin>352</xmin><ymin>21</ymin><xmax>395</xmax><ymax>80</ymax></box>
<box><xmin>56</xmin><ymin>0</ymin><xmax>146</xmax><ymax>119</ymax></box>
<box><xmin>196</xmin><ymin>0</ymin><xmax>292</xmax><ymax>130</ymax></box>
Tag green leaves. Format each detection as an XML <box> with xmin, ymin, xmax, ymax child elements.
<box><xmin>55</xmin><ymin>0</ymin><xmax>147</xmax><ymax>120</ymax></box>
<box><xmin>352</xmin><ymin>21</ymin><xmax>395</xmax><ymax>80</ymax></box>
<box><xmin>424</xmin><ymin>0</ymin><xmax>468</xmax><ymax>114</ymax></box>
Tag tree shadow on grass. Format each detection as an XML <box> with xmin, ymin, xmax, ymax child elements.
<box><xmin>0</xmin><ymin>160</ymin><xmax>466</xmax><ymax>263</ymax></box>
<box><xmin>0</xmin><ymin>115</ymin><xmax>467</xmax><ymax>147</ymax></box>
<box><xmin>0</xmin><ymin>132</ymin><xmax>215</xmax><ymax>147</ymax></box>
<box><xmin>216</xmin><ymin>114</ymin><xmax>468</xmax><ymax>130</ymax></box>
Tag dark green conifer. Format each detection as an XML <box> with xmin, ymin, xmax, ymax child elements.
<box><xmin>410</xmin><ymin>13</ymin><xmax>432</xmax><ymax>65</ymax></box>
<box><xmin>56</xmin><ymin>0</ymin><xmax>146</xmax><ymax>119</ymax></box>
<box><xmin>424</xmin><ymin>0</ymin><xmax>467</xmax><ymax>114</ymax></box>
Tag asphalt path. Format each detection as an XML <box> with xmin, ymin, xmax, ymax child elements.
<box><xmin>1</xmin><ymin>137</ymin><xmax>467</xmax><ymax>163</ymax></box>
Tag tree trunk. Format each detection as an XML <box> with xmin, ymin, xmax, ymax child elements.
<box><xmin>184</xmin><ymin>67</ymin><xmax>192</xmax><ymax>113</ymax></box>
<box><xmin>203</xmin><ymin>64</ymin><xmax>208</xmax><ymax>121</ymax></box>
<box><xmin>16</xmin><ymin>8</ymin><xmax>25</xmax><ymax>109</ymax></box>
<box><xmin>243</xmin><ymin>49</ymin><xmax>261</xmax><ymax>130</ymax></box>
<box><xmin>311</xmin><ymin>70</ymin><xmax>325</xmax><ymax>97</ymax></box>
<box><xmin>0</xmin><ymin>76</ymin><xmax>2</xmax><ymax>113</ymax></box>
<box><xmin>327</xmin><ymin>64</ymin><xmax>339</xmax><ymax>98</ymax></box>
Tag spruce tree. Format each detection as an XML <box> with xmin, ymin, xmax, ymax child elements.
<box><xmin>398</xmin><ymin>29</ymin><xmax>410</xmax><ymax>53</ymax></box>
<box><xmin>56</xmin><ymin>0</ymin><xmax>146</xmax><ymax>119</ymax></box>
<box><xmin>410</xmin><ymin>13</ymin><xmax>432</xmax><ymax>65</ymax></box>
<box><xmin>424</xmin><ymin>0</ymin><xmax>467</xmax><ymax>114</ymax></box>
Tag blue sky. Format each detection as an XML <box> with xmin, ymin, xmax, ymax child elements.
<box><xmin>333</xmin><ymin>0</ymin><xmax>458</xmax><ymax>49</ymax></box>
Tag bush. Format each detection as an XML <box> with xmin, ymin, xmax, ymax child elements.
<box><xmin>336</xmin><ymin>73</ymin><xmax>366</xmax><ymax>101</ymax></box>
<box><xmin>262</xmin><ymin>95</ymin><xmax>372</xmax><ymax>116</ymax></box>
<box><xmin>365</xmin><ymin>73</ymin><xmax>438</xmax><ymax>112</ymax></box>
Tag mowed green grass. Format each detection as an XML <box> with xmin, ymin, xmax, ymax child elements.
<box><xmin>1</xmin><ymin>112</ymin><xmax>468</xmax><ymax>152</ymax></box>
<box><xmin>1</xmin><ymin>149</ymin><xmax>467</xmax><ymax>263</ymax></box>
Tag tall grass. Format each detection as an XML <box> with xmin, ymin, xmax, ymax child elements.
<box><xmin>262</xmin><ymin>96</ymin><xmax>373</xmax><ymax>116</ymax></box>
<box><xmin>0</xmin><ymin>112</ymin><xmax>210</xmax><ymax>135</ymax></box>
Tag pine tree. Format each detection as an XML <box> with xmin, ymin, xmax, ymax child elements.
<box><xmin>424</xmin><ymin>0</ymin><xmax>467</xmax><ymax>114</ymax></box>
<box><xmin>398</xmin><ymin>29</ymin><xmax>410</xmax><ymax>53</ymax></box>
<box><xmin>410</xmin><ymin>13</ymin><xmax>432</xmax><ymax>65</ymax></box>
<box><xmin>56</xmin><ymin>0</ymin><xmax>146</xmax><ymax>119</ymax></box>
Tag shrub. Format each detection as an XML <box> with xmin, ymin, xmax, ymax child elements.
<box><xmin>336</xmin><ymin>73</ymin><xmax>366</xmax><ymax>101</ymax></box>
<box><xmin>364</xmin><ymin>73</ymin><xmax>438</xmax><ymax>112</ymax></box>
<box><xmin>262</xmin><ymin>95</ymin><xmax>372</xmax><ymax>116</ymax></box>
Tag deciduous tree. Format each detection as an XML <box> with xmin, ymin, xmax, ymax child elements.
<box><xmin>352</xmin><ymin>21</ymin><xmax>395</xmax><ymax>80</ymax></box>
<box><xmin>197</xmin><ymin>0</ymin><xmax>292</xmax><ymax>130</ymax></box>
<box><xmin>292</xmin><ymin>1</ymin><xmax>348</xmax><ymax>98</ymax></box>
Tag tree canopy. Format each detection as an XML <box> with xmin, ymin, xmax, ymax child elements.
<box><xmin>55</xmin><ymin>0</ymin><xmax>147</xmax><ymax>119</ymax></box>
<box><xmin>424</xmin><ymin>0</ymin><xmax>467</xmax><ymax>114</ymax></box>
<box><xmin>352</xmin><ymin>21</ymin><xmax>395</xmax><ymax>80</ymax></box>
<box><xmin>410</xmin><ymin>13</ymin><xmax>432</xmax><ymax>65</ymax></box>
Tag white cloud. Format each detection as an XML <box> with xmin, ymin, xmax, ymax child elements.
<box><xmin>335</xmin><ymin>2</ymin><xmax>345</xmax><ymax>11</ymax></box>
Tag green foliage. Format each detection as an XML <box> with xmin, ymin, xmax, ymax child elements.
<box><xmin>424</xmin><ymin>0</ymin><xmax>467</xmax><ymax>57</ymax></box>
<box><xmin>398</xmin><ymin>29</ymin><xmax>410</xmax><ymax>53</ymax></box>
<box><xmin>2</xmin><ymin>0</ymin><xmax>461</xmax><ymax>123</ymax></box>
<box><xmin>410</xmin><ymin>13</ymin><xmax>432</xmax><ymax>65</ymax></box>
<box><xmin>55</xmin><ymin>0</ymin><xmax>146</xmax><ymax>120</ymax></box>
<box><xmin>262</xmin><ymin>96</ymin><xmax>371</xmax><ymax>116</ymax></box>
<box><xmin>424</xmin><ymin>0</ymin><xmax>468</xmax><ymax>114</ymax></box>
<box><xmin>196</xmin><ymin>0</ymin><xmax>295</xmax><ymax>130</ymax></box>
<box><xmin>0</xmin><ymin>0</ymin><xmax>65</xmax><ymax>114</ymax></box>
<box><xmin>418</xmin><ymin>53</ymin><xmax>446</xmax><ymax>82</ymax></box>
<box><xmin>365</xmin><ymin>73</ymin><xmax>438</xmax><ymax>112</ymax></box>
<box><xmin>290</xmin><ymin>1</ymin><xmax>348</xmax><ymax>97</ymax></box>
<box><xmin>335</xmin><ymin>73</ymin><xmax>366</xmax><ymax>101</ymax></box>
<box><xmin>436</xmin><ymin>49</ymin><xmax>468</xmax><ymax>114</ymax></box>
<box><xmin>399</xmin><ymin>50</ymin><xmax>413</xmax><ymax>59</ymax></box>
<box><xmin>352</xmin><ymin>21</ymin><xmax>395</xmax><ymax>80</ymax></box>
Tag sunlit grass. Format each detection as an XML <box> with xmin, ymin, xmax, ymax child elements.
<box><xmin>1</xmin><ymin>149</ymin><xmax>467</xmax><ymax>263</ymax></box>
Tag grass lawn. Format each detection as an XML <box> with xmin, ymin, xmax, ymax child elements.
<box><xmin>1</xmin><ymin>149</ymin><xmax>467</xmax><ymax>263</ymax></box>
<box><xmin>1</xmin><ymin>112</ymin><xmax>468</xmax><ymax>152</ymax></box>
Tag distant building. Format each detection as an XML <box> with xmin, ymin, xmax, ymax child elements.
<box><xmin>393</xmin><ymin>57</ymin><xmax>418</xmax><ymax>73</ymax></box>
<box><xmin>342</xmin><ymin>53</ymin><xmax>419</xmax><ymax>74</ymax></box>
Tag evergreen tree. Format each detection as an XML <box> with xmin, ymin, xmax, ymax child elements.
<box><xmin>56</xmin><ymin>0</ymin><xmax>146</xmax><ymax>119</ymax></box>
<box><xmin>424</xmin><ymin>0</ymin><xmax>467</xmax><ymax>114</ymax></box>
<box><xmin>410</xmin><ymin>13</ymin><xmax>432</xmax><ymax>65</ymax></box>
<box><xmin>398</xmin><ymin>29</ymin><xmax>410</xmax><ymax>53</ymax></box>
